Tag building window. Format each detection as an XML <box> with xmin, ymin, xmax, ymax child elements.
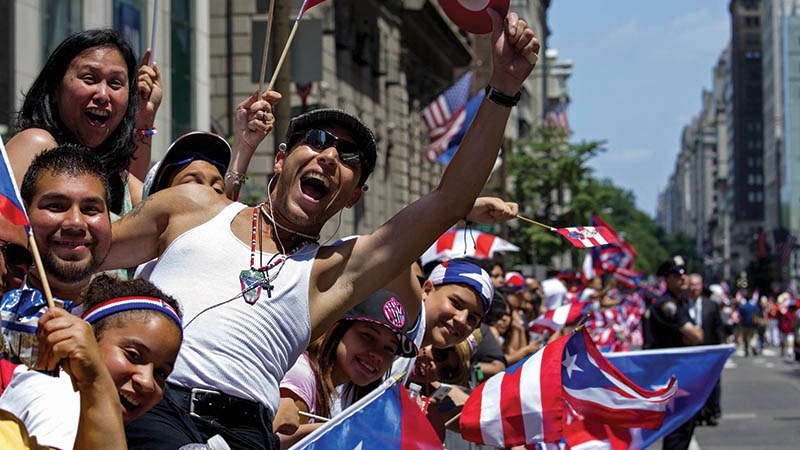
<box><xmin>114</xmin><ymin>0</ymin><xmax>147</xmax><ymax>57</ymax></box>
<box><xmin>41</xmin><ymin>0</ymin><xmax>82</xmax><ymax>61</ymax></box>
<box><xmin>171</xmin><ymin>0</ymin><xmax>194</xmax><ymax>138</ymax></box>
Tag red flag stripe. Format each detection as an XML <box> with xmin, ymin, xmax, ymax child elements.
<box><xmin>500</xmin><ymin>365</ymin><xmax>525</xmax><ymax>445</ymax></box>
<box><xmin>474</xmin><ymin>233</ymin><xmax>495</xmax><ymax>259</ymax></box>
<box><xmin>459</xmin><ymin>378</ymin><xmax>486</xmax><ymax>444</ymax></box>
<box><xmin>435</xmin><ymin>231</ymin><xmax>456</xmax><ymax>254</ymax></box>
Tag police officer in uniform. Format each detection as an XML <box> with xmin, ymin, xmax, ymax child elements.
<box><xmin>644</xmin><ymin>256</ymin><xmax>704</xmax><ymax>450</ymax></box>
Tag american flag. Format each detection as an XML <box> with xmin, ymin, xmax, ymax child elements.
<box><xmin>421</xmin><ymin>72</ymin><xmax>472</xmax><ymax>162</ymax></box>
<box><xmin>555</xmin><ymin>226</ymin><xmax>618</xmax><ymax>248</ymax></box>
<box><xmin>459</xmin><ymin>330</ymin><xmax>676</xmax><ymax>448</ymax></box>
<box><xmin>543</xmin><ymin>102</ymin><xmax>570</xmax><ymax>132</ymax></box>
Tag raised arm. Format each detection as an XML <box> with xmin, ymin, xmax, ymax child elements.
<box><xmin>318</xmin><ymin>11</ymin><xmax>539</xmax><ymax>322</ymax></box>
<box><xmin>226</xmin><ymin>91</ymin><xmax>281</xmax><ymax>200</ymax></box>
<box><xmin>104</xmin><ymin>184</ymin><xmax>222</xmax><ymax>270</ymax></box>
<box><xmin>36</xmin><ymin>308</ymin><xmax>127</xmax><ymax>450</ymax></box>
<box><xmin>129</xmin><ymin>49</ymin><xmax>162</xmax><ymax>181</ymax></box>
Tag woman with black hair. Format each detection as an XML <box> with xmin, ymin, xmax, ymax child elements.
<box><xmin>6</xmin><ymin>28</ymin><xmax>161</xmax><ymax>216</ymax></box>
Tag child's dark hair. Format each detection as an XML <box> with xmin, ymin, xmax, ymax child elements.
<box><xmin>81</xmin><ymin>274</ymin><xmax>183</xmax><ymax>340</ymax></box>
<box><xmin>306</xmin><ymin>320</ymin><xmax>382</xmax><ymax>417</ymax></box>
<box><xmin>20</xmin><ymin>144</ymin><xmax>111</xmax><ymax>206</ymax></box>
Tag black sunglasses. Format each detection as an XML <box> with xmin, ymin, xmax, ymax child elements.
<box><xmin>0</xmin><ymin>240</ymin><xmax>32</xmax><ymax>270</ymax></box>
<box><xmin>292</xmin><ymin>128</ymin><xmax>363</xmax><ymax>167</ymax></box>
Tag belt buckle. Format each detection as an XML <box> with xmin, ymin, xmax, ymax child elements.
<box><xmin>189</xmin><ymin>388</ymin><xmax>221</xmax><ymax>418</ymax></box>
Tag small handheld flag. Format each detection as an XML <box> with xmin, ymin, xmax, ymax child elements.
<box><xmin>555</xmin><ymin>226</ymin><xmax>618</xmax><ymax>248</ymax></box>
<box><xmin>515</xmin><ymin>215</ymin><xmax>618</xmax><ymax>248</ymax></box>
<box><xmin>0</xmin><ymin>138</ymin><xmax>54</xmax><ymax>309</ymax></box>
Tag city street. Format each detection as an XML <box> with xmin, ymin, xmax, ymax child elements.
<box><xmin>691</xmin><ymin>348</ymin><xmax>800</xmax><ymax>450</ymax></box>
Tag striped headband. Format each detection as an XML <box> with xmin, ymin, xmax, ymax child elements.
<box><xmin>427</xmin><ymin>260</ymin><xmax>494</xmax><ymax>314</ymax></box>
<box><xmin>81</xmin><ymin>296</ymin><xmax>182</xmax><ymax>332</ymax></box>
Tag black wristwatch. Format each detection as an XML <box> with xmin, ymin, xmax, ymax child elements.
<box><xmin>485</xmin><ymin>84</ymin><xmax>521</xmax><ymax>107</ymax></box>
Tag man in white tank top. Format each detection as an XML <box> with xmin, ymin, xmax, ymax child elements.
<box><xmin>108</xmin><ymin>11</ymin><xmax>540</xmax><ymax>450</ymax></box>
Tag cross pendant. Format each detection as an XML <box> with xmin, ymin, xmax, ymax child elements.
<box><xmin>264</xmin><ymin>279</ymin><xmax>274</xmax><ymax>299</ymax></box>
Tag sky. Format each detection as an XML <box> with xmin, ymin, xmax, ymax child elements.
<box><xmin>547</xmin><ymin>0</ymin><xmax>731</xmax><ymax>217</ymax></box>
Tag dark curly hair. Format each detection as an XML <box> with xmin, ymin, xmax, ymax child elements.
<box><xmin>16</xmin><ymin>29</ymin><xmax>139</xmax><ymax>214</ymax></box>
<box><xmin>81</xmin><ymin>274</ymin><xmax>183</xmax><ymax>340</ymax></box>
<box><xmin>20</xmin><ymin>144</ymin><xmax>111</xmax><ymax>206</ymax></box>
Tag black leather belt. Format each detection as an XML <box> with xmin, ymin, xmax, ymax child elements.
<box><xmin>169</xmin><ymin>384</ymin><xmax>264</xmax><ymax>427</ymax></box>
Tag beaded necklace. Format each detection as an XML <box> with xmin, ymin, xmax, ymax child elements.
<box><xmin>238</xmin><ymin>204</ymin><xmax>313</xmax><ymax>304</ymax></box>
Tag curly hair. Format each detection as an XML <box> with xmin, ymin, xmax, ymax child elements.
<box><xmin>81</xmin><ymin>274</ymin><xmax>183</xmax><ymax>341</ymax></box>
<box><xmin>16</xmin><ymin>29</ymin><xmax>139</xmax><ymax>214</ymax></box>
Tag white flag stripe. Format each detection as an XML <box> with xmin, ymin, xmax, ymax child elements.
<box><xmin>552</xmin><ymin>304</ymin><xmax>571</xmax><ymax>325</ymax></box>
<box><xmin>480</xmin><ymin>373</ymin><xmax>507</xmax><ymax>447</ymax></box>
<box><xmin>563</xmin><ymin>387</ymin><xmax>668</xmax><ymax>411</ymax></box>
<box><xmin>587</xmin><ymin>354</ymin><xmax>677</xmax><ymax>401</ymax></box>
<box><xmin>572</xmin><ymin>440</ymin><xmax>612</xmax><ymax>450</ymax></box>
<box><xmin>520</xmin><ymin>349</ymin><xmax>546</xmax><ymax>442</ymax></box>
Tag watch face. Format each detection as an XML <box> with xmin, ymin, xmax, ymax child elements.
<box><xmin>439</xmin><ymin>0</ymin><xmax>510</xmax><ymax>35</ymax></box>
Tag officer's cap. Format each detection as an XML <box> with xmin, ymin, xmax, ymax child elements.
<box><xmin>657</xmin><ymin>255</ymin><xmax>686</xmax><ymax>277</ymax></box>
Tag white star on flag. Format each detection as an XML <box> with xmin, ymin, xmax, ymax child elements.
<box><xmin>563</xmin><ymin>349</ymin><xmax>584</xmax><ymax>378</ymax></box>
<box><xmin>351</xmin><ymin>442</ymin><xmax>363</xmax><ymax>450</ymax></box>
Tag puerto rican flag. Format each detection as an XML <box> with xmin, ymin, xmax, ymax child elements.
<box><xmin>555</xmin><ymin>226</ymin><xmax>618</xmax><ymax>248</ymax></box>
<box><xmin>0</xmin><ymin>137</ymin><xmax>29</xmax><ymax>227</ymax></box>
<box><xmin>289</xmin><ymin>379</ymin><xmax>443</xmax><ymax>449</ymax></box>
<box><xmin>529</xmin><ymin>301</ymin><xmax>591</xmax><ymax>335</ymax></box>
<box><xmin>459</xmin><ymin>330</ymin><xmax>675</xmax><ymax>448</ymax></box>
<box><xmin>613</xmin><ymin>267</ymin><xmax>645</xmax><ymax>289</ymax></box>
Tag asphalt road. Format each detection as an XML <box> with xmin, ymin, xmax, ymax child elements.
<box><xmin>690</xmin><ymin>347</ymin><xmax>800</xmax><ymax>450</ymax></box>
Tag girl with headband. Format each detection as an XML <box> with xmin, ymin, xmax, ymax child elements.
<box><xmin>0</xmin><ymin>275</ymin><xmax>182</xmax><ymax>450</ymax></box>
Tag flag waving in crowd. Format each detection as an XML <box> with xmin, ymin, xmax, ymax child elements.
<box><xmin>459</xmin><ymin>329</ymin><xmax>676</xmax><ymax>448</ymax></box>
<box><xmin>555</xmin><ymin>226</ymin><xmax>618</xmax><ymax>248</ymax></box>
<box><xmin>289</xmin><ymin>378</ymin><xmax>442</xmax><ymax>449</ymax></box>
<box><xmin>421</xmin><ymin>72</ymin><xmax>486</xmax><ymax>163</ymax></box>
<box><xmin>0</xmin><ymin>138</ymin><xmax>29</xmax><ymax>227</ymax></box>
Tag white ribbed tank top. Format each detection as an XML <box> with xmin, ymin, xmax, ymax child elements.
<box><xmin>144</xmin><ymin>202</ymin><xmax>317</xmax><ymax>414</ymax></box>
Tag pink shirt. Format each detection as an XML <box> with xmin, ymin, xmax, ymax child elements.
<box><xmin>279</xmin><ymin>353</ymin><xmax>317</xmax><ymax>415</ymax></box>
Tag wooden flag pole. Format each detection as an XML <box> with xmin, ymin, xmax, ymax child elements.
<box><xmin>444</xmin><ymin>412</ymin><xmax>461</xmax><ymax>428</ymax></box>
<box><xmin>267</xmin><ymin>19</ymin><xmax>301</xmax><ymax>92</ymax></box>
<box><xmin>515</xmin><ymin>214</ymin><xmax>556</xmax><ymax>232</ymax></box>
<box><xmin>27</xmin><ymin>234</ymin><xmax>54</xmax><ymax>309</ymax></box>
<box><xmin>149</xmin><ymin>0</ymin><xmax>159</xmax><ymax>66</ymax></box>
<box><xmin>257</xmin><ymin>0</ymin><xmax>277</xmax><ymax>94</ymax></box>
<box><xmin>298</xmin><ymin>410</ymin><xmax>330</xmax><ymax>422</ymax></box>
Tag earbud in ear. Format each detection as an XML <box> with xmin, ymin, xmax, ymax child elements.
<box><xmin>279</xmin><ymin>143</ymin><xmax>287</xmax><ymax>151</ymax></box>
<box><xmin>361</xmin><ymin>185</ymin><xmax>369</xmax><ymax>192</ymax></box>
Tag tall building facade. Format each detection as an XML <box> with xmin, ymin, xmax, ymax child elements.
<box><xmin>729</xmin><ymin>0</ymin><xmax>765</xmax><ymax>276</ymax></box>
<box><xmin>1</xmin><ymin>0</ymin><xmax>551</xmax><ymax>244</ymax></box>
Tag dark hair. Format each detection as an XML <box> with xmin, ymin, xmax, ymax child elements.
<box><xmin>486</xmin><ymin>291</ymin><xmax>510</xmax><ymax>325</ymax></box>
<box><xmin>21</xmin><ymin>144</ymin><xmax>111</xmax><ymax>206</ymax></box>
<box><xmin>81</xmin><ymin>274</ymin><xmax>182</xmax><ymax>340</ymax></box>
<box><xmin>306</xmin><ymin>321</ymin><xmax>352</xmax><ymax>417</ymax></box>
<box><xmin>16</xmin><ymin>29</ymin><xmax>139</xmax><ymax>214</ymax></box>
<box><xmin>306</xmin><ymin>320</ymin><xmax>383</xmax><ymax>417</ymax></box>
